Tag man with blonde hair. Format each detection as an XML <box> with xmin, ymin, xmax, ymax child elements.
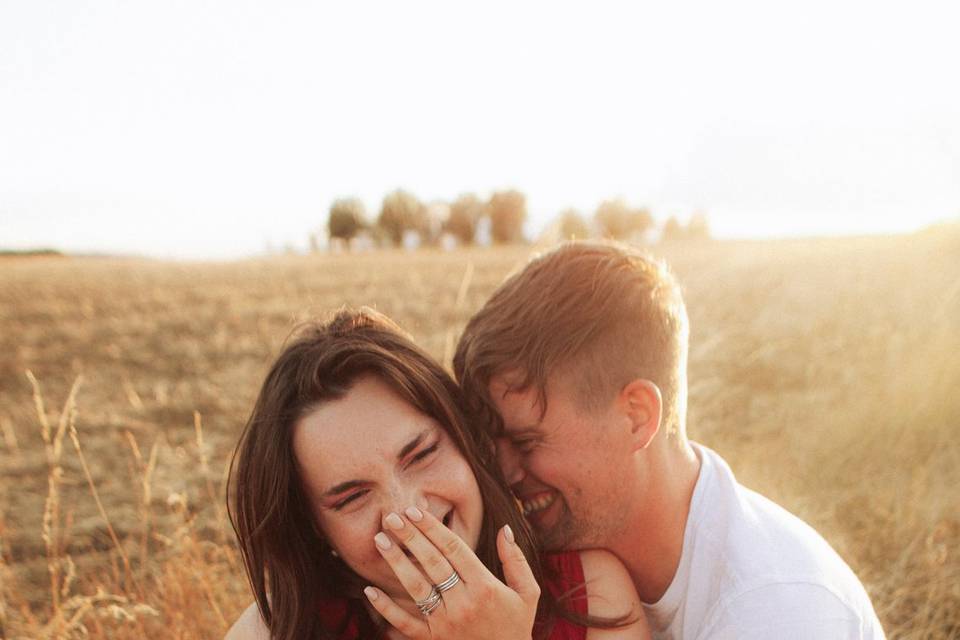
<box><xmin>454</xmin><ymin>241</ymin><xmax>883</xmax><ymax>639</ymax></box>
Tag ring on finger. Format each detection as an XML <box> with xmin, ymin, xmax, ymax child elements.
<box><xmin>416</xmin><ymin>587</ymin><xmax>442</xmax><ymax>616</ymax></box>
<box><xmin>420</xmin><ymin>595</ymin><xmax>443</xmax><ymax>616</ymax></box>
<box><xmin>435</xmin><ymin>571</ymin><xmax>461</xmax><ymax>594</ymax></box>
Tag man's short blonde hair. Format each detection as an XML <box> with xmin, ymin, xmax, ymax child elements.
<box><xmin>454</xmin><ymin>241</ymin><xmax>689</xmax><ymax>437</ymax></box>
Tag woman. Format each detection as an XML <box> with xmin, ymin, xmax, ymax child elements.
<box><xmin>225</xmin><ymin>308</ymin><xmax>649</xmax><ymax>640</ymax></box>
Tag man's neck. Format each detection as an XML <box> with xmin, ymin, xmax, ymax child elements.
<box><xmin>609</xmin><ymin>439</ymin><xmax>701</xmax><ymax>604</ymax></box>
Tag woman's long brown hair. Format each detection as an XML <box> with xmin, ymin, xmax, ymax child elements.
<box><xmin>227</xmin><ymin>308</ymin><xmax>628</xmax><ymax>639</ymax></box>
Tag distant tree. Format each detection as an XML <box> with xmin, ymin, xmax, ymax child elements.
<box><xmin>633</xmin><ymin>207</ymin><xmax>655</xmax><ymax>240</ymax></box>
<box><xmin>687</xmin><ymin>212</ymin><xmax>711</xmax><ymax>240</ymax></box>
<box><xmin>660</xmin><ymin>213</ymin><xmax>711</xmax><ymax>243</ymax></box>
<box><xmin>661</xmin><ymin>215</ymin><xmax>684</xmax><ymax>242</ymax></box>
<box><xmin>557</xmin><ymin>208</ymin><xmax>591</xmax><ymax>240</ymax></box>
<box><xmin>594</xmin><ymin>199</ymin><xmax>653</xmax><ymax>241</ymax></box>
<box><xmin>328</xmin><ymin>198</ymin><xmax>367</xmax><ymax>242</ymax></box>
<box><xmin>595</xmin><ymin>199</ymin><xmax>629</xmax><ymax>239</ymax></box>
<box><xmin>444</xmin><ymin>193</ymin><xmax>487</xmax><ymax>245</ymax></box>
<box><xmin>378</xmin><ymin>189</ymin><xmax>428</xmax><ymax>246</ymax></box>
<box><xmin>488</xmin><ymin>190</ymin><xmax>527</xmax><ymax>244</ymax></box>
<box><xmin>0</xmin><ymin>248</ymin><xmax>63</xmax><ymax>257</ymax></box>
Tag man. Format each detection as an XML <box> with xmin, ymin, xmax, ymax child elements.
<box><xmin>453</xmin><ymin>241</ymin><xmax>884</xmax><ymax>639</ymax></box>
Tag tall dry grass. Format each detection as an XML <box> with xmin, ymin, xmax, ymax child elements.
<box><xmin>0</xmin><ymin>229</ymin><xmax>957</xmax><ymax>638</ymax></box>
<box><xmin>0</xmin><ymin>373</ymin><xmax>242</xmax><ymax>639</ymax></box>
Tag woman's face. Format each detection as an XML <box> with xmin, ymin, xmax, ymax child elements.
<box><xmin>293</xmin><ymin>374</ymin><xmax>484</xmax><ymax>600</ymax></box>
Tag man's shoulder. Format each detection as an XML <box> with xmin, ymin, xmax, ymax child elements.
<box><xmin>687</xmin><ymin>444</ymin><xmax>882</xmax><ymax>634</ymax></box>
<box><xmin>701</xmin><ymin>581</ymin><xmax>885</xmax><ymax>639</ymax></box>
<box><xmin>693</xmin><ymin>443</ymin><xmax>856</xmax><ymax>576</ymax></box>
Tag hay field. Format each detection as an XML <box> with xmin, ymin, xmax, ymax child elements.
<box><xmin>1</xmin><ymin>231</ymin><xmax>958</xmax><ymax>638</ymax></box>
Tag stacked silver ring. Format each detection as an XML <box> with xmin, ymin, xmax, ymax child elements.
<box><xmin>416</xmin><ymin>587</ymin><xmax>443</xmax><ymax>616</ymax></box>
<box><xmin>435</xmin><ymin>571</ymin><xmax>461</xmax><ymax>594</ymax></box>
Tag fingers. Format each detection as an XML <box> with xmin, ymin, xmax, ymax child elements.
<box><xmin>400</xmin><ymin>507</ymin><xmax>488</xmax><ymax>580</ymax></box>
<box><xmin>373</xmin><ymin>531</ymin><xmax>441</xmax><ymax>608</ymax></box>
<box><xmin>497</xmin><ymin>525</ymin><xmax>541</xmax><ymax>604</ymax></box>
<box><xmin>363</xmin><ymin>586</ymin><xmax>428</xmax><ymax>639</ymax></box>
<box><xmin>383</xmin><ymin>509</ymin><xmax>460</xmax><ymax>588</ymax></box>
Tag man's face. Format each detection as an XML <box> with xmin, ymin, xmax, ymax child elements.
<box><xmin>488</xmin><ymin>371</ymin><xmax>632</xmax><ymax>550</ymax></box>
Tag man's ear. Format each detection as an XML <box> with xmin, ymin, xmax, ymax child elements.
<box><xmin>617</xmin><ymin>379</ymin><xmax>661</xmax><ymax>451</ymax></box>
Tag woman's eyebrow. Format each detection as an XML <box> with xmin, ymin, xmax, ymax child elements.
<box><xmin>323</xmin><ymin>479</ymin><xmax>365</xmax><ymax>499</ymax></box>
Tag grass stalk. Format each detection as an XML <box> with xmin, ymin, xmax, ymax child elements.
<box><xmin>27</xmin><ymin>370</ymin><xmax>80</xmax><ymax>622</ymax></box>
<box><xmin>64</xmin><ymin>385</ymin><xmax>144</xmax><ymax>601</ymax></box>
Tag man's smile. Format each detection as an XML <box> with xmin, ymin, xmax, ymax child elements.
<box><xmin>519</xmin><ymin>490</ymin><xmax>558</xmax><ymax>517</ymax></box>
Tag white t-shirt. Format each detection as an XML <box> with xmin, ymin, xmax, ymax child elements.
<box><xmin>642</xmin><ymin>443</ymin><xmax>885</xmax><ymax>640</ymax></box>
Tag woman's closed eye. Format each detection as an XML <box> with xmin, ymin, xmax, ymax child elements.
<box><xmin>409</xmin><ymin>442</ymin><xmax>439</xmax><ymax>465</ymax></box>
<box><xmin>330</xmin><ymin>442</ymin><xmax>440</xmax><ymax>511</ymax></box>
<box><xmin>333</xmin><ymin>489</ymin><xmax>368</xmax><ymax>511</ymax></box>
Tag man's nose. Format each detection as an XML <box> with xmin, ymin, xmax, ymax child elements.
<box><xmin>495</xmin><ymin>437</ymin><xmax>526</xmax><ymax>487</ymax></box>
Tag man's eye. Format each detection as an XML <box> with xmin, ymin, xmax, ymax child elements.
<box><xmin>333</xmin><ymin>490</ymin><xmax>367</xmax><ymax>511</ymax></box>
<box><xmin>411</xmin><ymin>442</ymin><xmax>439</xmax><ymax>464</ymax></box>
<box><xmin>512</xmin><ymin>438</ymin><xmax>537</xmax><ymax>452</ymax></box>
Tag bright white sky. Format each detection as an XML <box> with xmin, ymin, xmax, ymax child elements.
<box><xmin>2</xmin><ymin>0</ymin><xmax>958</xmax><ymax>259</ymax></box>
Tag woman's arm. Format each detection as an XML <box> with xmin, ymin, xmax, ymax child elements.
<box><xmin>579</xmin><ymin>550</ymin><xmax>651</xmax><ymax>640</ymax></box>
<box><xmin>224</xmin><ymin>602</ymin><xmax>271</xmax><ymax>640</ymax></box>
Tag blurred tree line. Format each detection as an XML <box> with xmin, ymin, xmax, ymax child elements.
<box><xmin>322</xmin><ymin>189</ymin><xmax>709</xmax><ymax>250</ymax></box>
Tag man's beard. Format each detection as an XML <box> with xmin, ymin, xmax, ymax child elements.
<box><xmin>533</xmin><ymin>491</ymin><xmax>627</xmax><ymax>551</ymax></box>
<box><xmin>534</xmin><ymin>502</ymin><xmax>593</xmax><ymax>551</ymax></box>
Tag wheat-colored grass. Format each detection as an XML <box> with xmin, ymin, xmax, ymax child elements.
<box><xmin>0</xmin><ymin>230</ymin><xmax>957</xmax><ymax>638</ymax></box>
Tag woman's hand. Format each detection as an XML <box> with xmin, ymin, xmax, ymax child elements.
<box><xmin>364</xmin><ymin>506</ymin><xmax>540</xmax><ymax>640</ymax></box>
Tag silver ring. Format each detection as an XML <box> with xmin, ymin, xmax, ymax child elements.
<box><xmin>434</xmin><ymin>571</ymin><xmax>461</xmax><ymax>593</ymax></box>
<box><xmin>416</xmin><ymin>587</ymin><xmax>442</xmax><ymax>616</ymax></box>
<box><xmin>420</xmin><ymin>595</ymin><xmax>443</xmax><ymax>616</ymax></box>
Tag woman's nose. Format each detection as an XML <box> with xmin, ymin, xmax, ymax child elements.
<box><xmin>382</xmin><ymin>481</ymin><xmax>428</xmax><ymax>517</ymax></box>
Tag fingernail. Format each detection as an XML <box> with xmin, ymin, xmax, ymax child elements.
<box><xmin>405</xmin><ymin>506</ymin><xmax>423</xmax><ymax>522</ymax></box>
<box><xmin>385</xmin><ymin>513</ymin><xmax>404</xmax><ymax>529</ymax></box>
<box><xmin>503</xmin><ymin>524</ymin><xmax>515</xmax><ymax>544</ymax></box>
<box><xmin>374</xmin><ymin>532</ymin><xmax>392</xmax><ymax>550</ymax></box>
<box><xmin>364</xmin><ymin>586</ymin><xmax>379</xmax><ymax>601</ymax></box>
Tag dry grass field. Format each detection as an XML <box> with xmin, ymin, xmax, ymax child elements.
<box><xmin>1</xmin><ymin>230</ymin><xmax>958</xmax><ymax>639</ymax></box>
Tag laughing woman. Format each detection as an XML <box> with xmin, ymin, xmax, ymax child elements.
<box><xmin>225</xmin><ymin>308</ymin><xmax>650</xmax><ymax>640</ymax></box>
